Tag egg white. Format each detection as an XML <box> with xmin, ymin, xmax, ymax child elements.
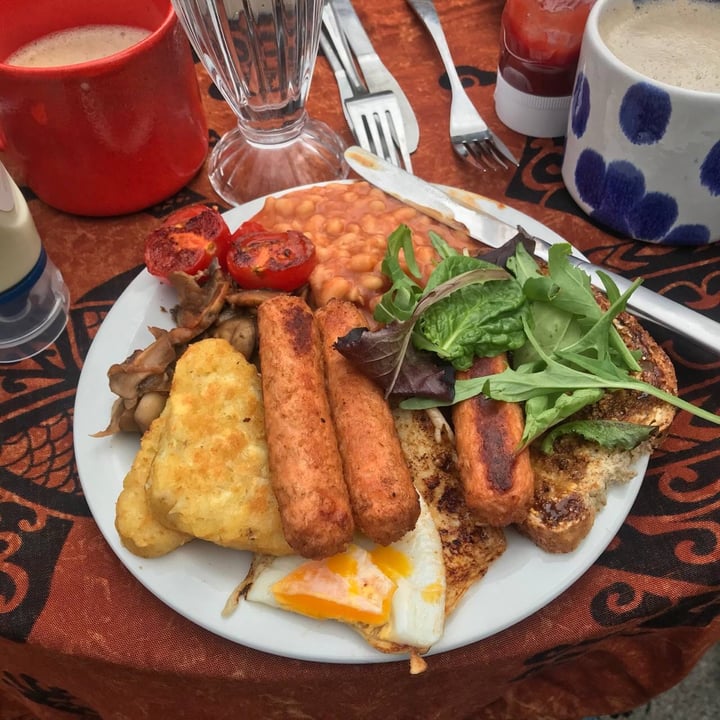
<box><xmin>245</xmin><ymin>493</ymin><xmax>446</xmax><ymax>651</ymax></box>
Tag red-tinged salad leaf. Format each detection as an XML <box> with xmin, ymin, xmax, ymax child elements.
<box><xmin>479</xmin><ymin>228</ymin><xmax>535</xmax><ymax>268</ymax></box>
<box><xmin>334</xmin><ymin>327</ymin><xmax>455</xmax><ymax>400</ymax></box>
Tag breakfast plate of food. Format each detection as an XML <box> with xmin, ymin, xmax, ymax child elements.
<box><xmin>74</xmin><ymin>180</ymin><xmax>682</xmax><ymax>669</ymax></box>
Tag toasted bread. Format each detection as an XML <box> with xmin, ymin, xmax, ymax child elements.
<box><xmin>393</xmin><ymin>408</ymin><xmax>507</xmax><ymax>619</ymax></box>
<box><xmin>517</xmin><ymin>309</ymin><xmax>678</xmax><ymax>553</ymax></box>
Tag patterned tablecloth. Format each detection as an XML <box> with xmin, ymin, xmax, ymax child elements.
<box><xmin>1</xmin><ymin>1</ymin><xmax>718</xmax><ymax>718</ymax></box>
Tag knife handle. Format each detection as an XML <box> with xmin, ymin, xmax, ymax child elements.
<box><xmin>331</xmin><ymin>0</ymin><xmax>375</xmax><ymax>58</ymax></box>
<box><xmin>321</xmin><ymin>2</ymin><xmax>366</xmax><ymax>95</ymax></box>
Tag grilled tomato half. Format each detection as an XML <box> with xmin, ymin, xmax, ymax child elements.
<box><xmin>144</xmin><ymin>204</ymin><xmax>231</xmax><ymax>281</ymax></box>
<box><xmin>226</xmin><ymin>224</ymin><xmax>317</xmax><ymax>292</ymax></box>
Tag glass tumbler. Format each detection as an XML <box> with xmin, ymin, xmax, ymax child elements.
<box><xmin>172</xmin><ymin>0</ymin><xmax>348</xmax><ymax>205</ymax></box>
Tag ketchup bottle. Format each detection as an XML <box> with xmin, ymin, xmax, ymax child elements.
<box><xmin>494</xmin><ymin>0</ymin><xmax>595</xmax><ymax>137</ymax></box>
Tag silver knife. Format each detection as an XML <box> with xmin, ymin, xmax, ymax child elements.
<box><xmin>320</xmin><ymin>16</ymin><xmax>358</xmax><ymax>130</ymax></box>
<box><xmin>344</xmin><ymin>146</ymin><xmax>720</xmax><ymax>354</ymax></box>
<box><xmin>331</xmin><ymin>0</ymin><xmax>420</xmax><ymax>152</ymax></box>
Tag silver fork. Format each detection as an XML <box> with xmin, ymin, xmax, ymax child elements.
<box><xmin>321</xmin><ymin>2</ymin><xmax>413</xmax><ymax>172</ymax></box>
<box><xmin>405</xmin><ymin>0</ymin><xmax>518</xmax><ymax>171</ymax></box>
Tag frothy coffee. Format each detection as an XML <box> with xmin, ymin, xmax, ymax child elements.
<box><xmin>5</xmin><ymin>25</ymin><xmax>151</xmax><ymax>68</ymax></box>
<box><xmin>599</xmin><ymin>0</ymin><xmax>720</xmax><ymax>92</ymax></box>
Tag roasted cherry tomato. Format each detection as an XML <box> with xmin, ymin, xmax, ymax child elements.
<box><xmin>226</xmin><ymin>227</ymin><xmax>317</xmax><ymax>291</ymax></box>
<box><xmin>144</xmin><ymin>204</ymin><xmax>231</xmax><ymax>281</ymax></box>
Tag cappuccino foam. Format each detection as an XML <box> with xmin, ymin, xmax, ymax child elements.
<box><xmin>6</xmin><ymin>24</ymin><xmax>151</xmax><ymax>68</ymax></box>
<box><xmin>600</xmin><ymin>0</ymin><xmax>720</xmax><ymax>92</ymax></box>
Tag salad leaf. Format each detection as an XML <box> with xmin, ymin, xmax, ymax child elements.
<box><xmin>338</xmin><ymin>263</ymin><xmax>511</xmax><ymax>397</ymax></box>
<box><xmin>414</xmin><ymin>254</ymin><xmax>527</xmax><ymax>369</ymax></box>
<box><xmin>340</xmin><ymin>224</ymin><xmax>720</xmax><ymax>445</ymax></box>
<box><xmin>334</xmin><ymin>326</ymin><xmax>455</xmax><ymax>400</ymax></box>
<box><xmin>336</xmin><ymin>229</ymin><xmax>528</xmax><ymax>396</ymax></box>
<box><xmin>402</xmin><ymin>238</ymin><xmax>720</xmax><ymax>445</ymax></box>
<box><xmin>509</xmin><ymin>243</ymin><xmax>641</xmax><ymax>373</ymax></box>
<box><xmin>372</xmin><ymin>225</ymin><xmax>424</xmax><ymax>324</ymax></box>
<box><xmin>539</xmin><ymin>420</ymin><xmax>657</xmax><ymax>454</ymax></box>
<box><xmin>522</xmin><ymin>387</ymin><xmax>606</xmax><ymax>449</ymax></box>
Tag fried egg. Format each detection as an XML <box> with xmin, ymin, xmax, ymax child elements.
<box><xmin>245</xmin><ymin>493</ymin><xmax>446</xmax><ymax>651</ymax></box>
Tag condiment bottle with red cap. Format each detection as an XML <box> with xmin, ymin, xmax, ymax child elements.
<box><xmin>494</xmin><ymin>0</ymin><xmax>595</xmax><ymax>137</ymax></box>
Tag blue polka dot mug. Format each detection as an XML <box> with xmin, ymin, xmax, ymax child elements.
<box><xmin>561</xmin><ymin>0</ymin><xmax>720</xmax><ymax>245</ymax></box>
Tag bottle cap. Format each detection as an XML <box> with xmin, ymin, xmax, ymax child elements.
<box><xmin>494</xmin><ymin>70</ymin><xmax>572</xmax><ymax>138</ymax></box>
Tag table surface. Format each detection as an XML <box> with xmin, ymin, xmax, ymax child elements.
<box><xmin>1</xmin><ymin>2</ymin><xmax>719</xmax><ymax>719</ymax></box>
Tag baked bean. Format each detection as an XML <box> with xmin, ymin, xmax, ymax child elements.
<box><xmin>349</xmin><ymin>253</ymin><xmax>375</xmax><ymax>273</ymax></box>
<box><xmin>346</xmin><ymin>285</ymin><xmax>361</xmax><ymax>304</ymax></box>
<box><xmin>274</xmin><ymin>197</ymin><xmax>296</xmax><ymax>217</ymax></box>
<box><xmin>360</xmin><ymin>214</ymin><xmax>378</xmax><ymax>234</ymax></box>
<box><xmin>336</xmin><ymin>232</ymin><xmax>360</xmax><ymax>247</ymax></box>
<box><xmin>342</xmin><ymin>191</ymin><xmax>360</xmax><ymax>204</ymax></box>
<box><xmin>360</xmin><ymin>274</ymin><xmax>386</xmax><ymax>291</ymax></box>
<box><xmin>295</xmin><ymin>200</ymin><xmax>317</xmax><ymax>219</ymax></box>
<box><xmin>303</xmin><ymin>214</ymin><xmax>328</xmax><ymax>233</ymax></box>
<box><xmin>393</xmin><ymin>206</ymin><xmax>418</xmax><ymax>224</ymax></box>
<box><xmin>320</xmin><ymin>276</ymin><xmax>352</xmax><ymax>304</ymax></box>
<box><xmin>325</xmin><ymin>217</ymin><xmax>345</xmax><ymax>234</ymax></box>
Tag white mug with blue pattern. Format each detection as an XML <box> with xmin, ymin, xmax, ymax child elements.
<box><xmin>561</xmin><ymin>0</ymin><xmax>720</xmax><ymax>245</ymax></box>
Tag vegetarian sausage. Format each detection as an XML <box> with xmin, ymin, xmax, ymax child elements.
<box><xmin>452</xmin><ymin>354</ymin><xmax>534</xmax><ymax>526</ymax></box>
<box><xmin>316</xmin><ymin>299</ymin><xmax>420</xmax><ymax>545</ymax></box>
<box><xmin>257</xmin><ymin>295</ymin><xmax>354</xmax><ymax>559</ymax></box>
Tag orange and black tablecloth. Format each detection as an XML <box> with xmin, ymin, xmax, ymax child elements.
<box><xmin>1</xmin><ymin>2</ymin><xmax>718</xmax><ymax>719</ymax></box>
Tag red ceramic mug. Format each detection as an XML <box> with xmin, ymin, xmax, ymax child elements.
<box><xmin>0</xmin><ymin>0</ymin><xmax>208</xmax><ymax>216</ymax></box>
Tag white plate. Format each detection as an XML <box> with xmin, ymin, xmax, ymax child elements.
<box><xmin>73</xmin><ymin>182</ymin><xmax>647</xmax><ymax>664</ymax></box>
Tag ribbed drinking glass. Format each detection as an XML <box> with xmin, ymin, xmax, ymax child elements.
<box><xmin>172</xmin><ymin>0</ymin><xmax>348</xmax><ymax>204</ymax></box>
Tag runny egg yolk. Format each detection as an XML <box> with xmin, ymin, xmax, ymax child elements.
<box><xmin>369</xmin><ymin>544</ymin><xmax>413</xmax><ymax>581</ymax></box>
<box><xmin>271</xmin><ymin>545</ymin><xmax>398</xmax><ymax>625</ymax></box>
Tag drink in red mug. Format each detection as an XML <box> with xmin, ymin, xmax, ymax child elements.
<box><xmin>6</xmin><ymin>25</ymin><xmax>153</xmax><ymax>68</ymax></box>
<box><xmin>0</xmin><ymin>0</ymin><xmax>208</xmax><ymax>216</ymax></box>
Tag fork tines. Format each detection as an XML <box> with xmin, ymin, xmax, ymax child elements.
<box><xmin>456</xmin><ymin>139</ymin><xmax>510</xmax><ymax>172</ymax></box>
<box><xmin>345</xmin><ymin>92</ymin><xmax>413</xmax><ymax>173</ymax></box>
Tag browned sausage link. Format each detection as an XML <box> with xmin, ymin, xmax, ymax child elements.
<box><xmin>257</xmin><ymin>295</ymin><xmax>354</xmax><ymax>559</ymax></box>
<box><xmin>452</xmin><ymin>354</ymin><xmax>534</xmax><ymax>526</ymax></box>
<box><xmin>316</xmin><ymin>299</ymin><xmax>420</xmax><ymax>545</ymax></box>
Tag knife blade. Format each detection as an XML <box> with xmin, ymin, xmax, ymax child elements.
<box><xmin>344</xmin><ymin>146</ymin><xmax>720</xmax><ymax>354</ymax></box>
<box><xmin>331</xmin><ymin>0</ymin><xmax>419</xmax><ymax>153</ymax></box>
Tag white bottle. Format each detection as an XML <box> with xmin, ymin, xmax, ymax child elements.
<box><xmin>0</xmin><ymin>162</ymin><xmax>70</xmax><ymax>363</ymax></box>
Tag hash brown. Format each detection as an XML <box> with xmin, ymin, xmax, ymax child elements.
<box><xmin>144</xmin><ymin>337</ymin><xmax>293</xmax><ymax>556</ymax></box>
<box><xmin>115</xmin><ymin>411</ymin><xmax>193</xmax><ymax>558</ymax></box>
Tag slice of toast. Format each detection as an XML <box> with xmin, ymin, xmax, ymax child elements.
<box><xmin>517</xmin><ymin>308</ymin><xmax>678</xmax><ymax>553</ymax></box>
<box><xmin>393</xmin><ymin>407</ymin><xmax>507</xmax><ymax>618</ymax></box>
